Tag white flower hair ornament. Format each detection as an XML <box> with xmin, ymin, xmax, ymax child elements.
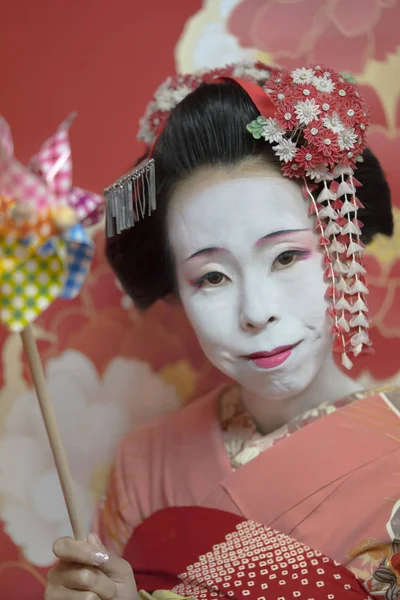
<box><xmin>104</xmin><ymin>63</ymin><xmax>371</xmax><ymax>369</ymax></box>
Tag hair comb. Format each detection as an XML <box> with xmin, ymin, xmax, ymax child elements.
<box><xmin>104</xmin><ymin>158</ymin><xmax>156</xmax><ymax>237</ymax></box>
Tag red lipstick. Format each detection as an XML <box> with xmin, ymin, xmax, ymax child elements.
<box><xmin>245</xmin><ymin>345</ymin><xmax>297</xmax><ymax>369</ymax></box>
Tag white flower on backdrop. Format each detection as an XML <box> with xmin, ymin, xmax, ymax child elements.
<box><xmin>0</xmin><ymin>350</ymin><xmax>180</xmax><ymax>566</ymax></box>
<box><xmin>175</xmin><ymin>0</ymin><xmax>256</xmax><ymax>73</ymax></box>
<box><xmin>189</xmin><ymin>22</ymin><xmax>255</xmax><ymax>71</ymax></box>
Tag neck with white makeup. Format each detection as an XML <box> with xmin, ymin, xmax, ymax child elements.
<box><xmin>240</xmin><ymin>352</ymin><xmax>363</xmax><ymax>435</ymax></box>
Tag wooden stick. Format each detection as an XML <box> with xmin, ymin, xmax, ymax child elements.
<box><xmin>21</xmin><ymin>324</ymin><xmax>85</xmax><ymax>541</ymax></box>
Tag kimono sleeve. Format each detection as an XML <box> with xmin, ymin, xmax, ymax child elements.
<box><xmin>92</xmin><ymin>428</ymin><xmax>153</xmax><ymax>556</ymax></box>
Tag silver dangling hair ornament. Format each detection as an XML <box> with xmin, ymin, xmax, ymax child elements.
<box><xmin>104</xmin><ymin>158</ymin><xmax>156</xmax><ymax>238</ymax></box>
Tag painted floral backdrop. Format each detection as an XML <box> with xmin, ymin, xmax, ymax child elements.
<box><xmin>0</xmin><ymin>0</ymin><xmax>399</xmax><ymax>597</ymax></box>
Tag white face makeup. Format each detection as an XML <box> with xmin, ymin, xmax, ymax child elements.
<box><xmin>167</xmin><ymin>166</ymin><xmax>332</xmax><ymax>400</ymax></box>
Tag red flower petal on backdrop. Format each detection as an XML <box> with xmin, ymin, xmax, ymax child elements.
<box><xmin>228</xmin><ymin>0</ymin><xmax>400</xmax><ymax>75</ymax></box>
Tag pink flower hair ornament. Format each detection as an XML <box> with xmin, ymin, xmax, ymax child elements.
<box><xmin>104</xmin><ymin>62</ymin><xmax>372</xmax><ymax>370</ymax></box>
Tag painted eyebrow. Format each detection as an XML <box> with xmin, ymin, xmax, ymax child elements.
<box><xmin>186</xmin><ymin>247</ymin><xmax>223</xmax><ymax>260</ymax></box>
<box><xmin>255</xmin><ymin>228</ymin><xmax>310</xmax><ymax>247</ymax></box>
<box><xmin>186</xmin><ymin>229</ymin><xmax>310</xmax><ymax>260</ymax></box>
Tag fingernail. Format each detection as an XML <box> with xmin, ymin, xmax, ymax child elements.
<box><xmin>93</xmin><ymin>551</ymin><xmax>109</xmax><ymax>566</ymax></box>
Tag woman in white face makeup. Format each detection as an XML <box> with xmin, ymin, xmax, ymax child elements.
<box><xmin>46</xmin><ymin>64</ymin><xmax>400</xmax><ymax>600</ymax></box>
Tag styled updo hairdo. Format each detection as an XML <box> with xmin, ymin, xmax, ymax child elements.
<box><xmin>106</xmin><ymin>81</ymin><xmax>393</xmax><ymax>311</ymax></box>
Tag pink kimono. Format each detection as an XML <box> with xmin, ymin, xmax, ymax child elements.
<box><xmin>94</xmin><ymin>385</ymin><xmax>400</xmax><ymax>589</ymax></box>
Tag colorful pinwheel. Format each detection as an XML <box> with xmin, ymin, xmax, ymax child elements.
<box><xmin>0</xmin><ymin>114</ymin><xmax>103</xmax><ymax>331</ymax></box>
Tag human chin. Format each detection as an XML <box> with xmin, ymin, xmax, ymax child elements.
<box><xmin>254</xmin><ymin>332</ymin><xmax>330</xmax><ymax>398</ymax></box>
<box><xmin>217</xmin><ymin>332</ymin><xmax>330</xmax><ymax>400</ymax></box>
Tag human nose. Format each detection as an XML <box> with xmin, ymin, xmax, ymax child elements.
<box><xmin>239</xmin><ymin>274</ymin><xmax>280</xmax><ymax>332</ymax></box>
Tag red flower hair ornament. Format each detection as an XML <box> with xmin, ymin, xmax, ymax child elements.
<box><xmin>104</xmin><ymin>62</ymin><xmax>371</xmax><ymax>370</ymax></box>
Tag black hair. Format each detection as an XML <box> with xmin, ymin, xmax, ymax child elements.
<box><xmin>106</xmin><ymin>81</ymin><xmax>393</xmax><ymax>310</ymax></box>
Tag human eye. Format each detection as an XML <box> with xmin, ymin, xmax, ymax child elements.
<box><xmin>273</xmin><ymin>250</ymin><xmax>311</xmax><ymax>271</ymax></box>
<box><xmin>193</xmin><ymin>271</ymin><xmax>229</xmax><ymax>288</ymax></box>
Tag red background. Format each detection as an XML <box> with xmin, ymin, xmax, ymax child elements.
<box><xmin>1</xmin><ymin>0</ymin><xmax>201</xmax><ymax>193</ymax></box>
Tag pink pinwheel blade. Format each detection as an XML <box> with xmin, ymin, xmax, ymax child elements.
<box><xmin>0</xmin><ymin>154</ymin><xmax>56</xmax><ymax>210</ymax></box>
<box><xmin>28</xmin><ymin>116</ymin><xmax>74</xmax><ymax>202</ymax></box>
